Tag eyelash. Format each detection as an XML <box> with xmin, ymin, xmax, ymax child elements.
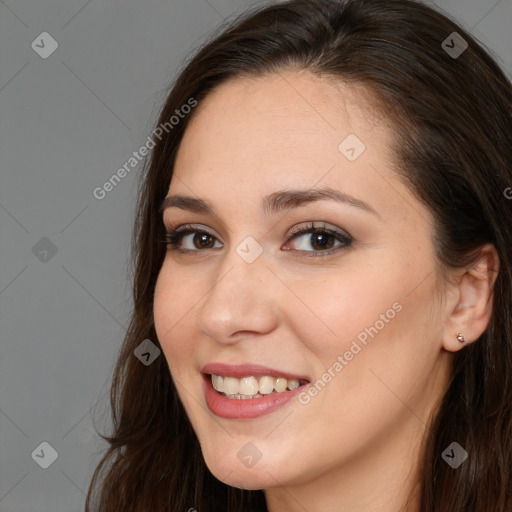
<box><xmin>162</xmin><ymin>222</ymin><xmax>353</xmax><ymax>258</ymax></box>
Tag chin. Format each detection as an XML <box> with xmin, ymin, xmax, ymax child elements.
<box><xmin>201</xmin><ymin>449</ymin><xmax>281</xmax><ymax>490</ymax></box>
<box><xmin>211</xmin><ymin>466</ymin><xmax>274</xmax><ymax>491</ymax></box>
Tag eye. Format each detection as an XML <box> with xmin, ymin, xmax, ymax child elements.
<box><xmin>163</xmin><ymin>224</ymin><xmax>222</xmax><ymax>253</ymax></box>
<box><xmin>162</xmin><ymin>221</ymin><xmax>353</xmax><ymax>257</ymax></box>
<box><xmin>284</xmin><ymin>222</ymin><xmax>353</xmax><ymax>257</ymax></box>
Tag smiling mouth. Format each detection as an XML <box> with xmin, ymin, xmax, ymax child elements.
<box><xmin>209</xmin><ymin>374</ymin><xmax>309</xmax><ymax>399</ymax></box>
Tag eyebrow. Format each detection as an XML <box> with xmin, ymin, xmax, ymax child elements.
<box><xmin>159</xmin><ymin>186</ymin><xmax>379</xmax><ymax>217</ymax></box>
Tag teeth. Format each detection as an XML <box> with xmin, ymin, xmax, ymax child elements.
<box><xmin>212</xmin><ymin>374</ymin><xmax>224</xmax><ymax>392</ymax></box>
<box><xmin>239</xmin><ymin>376</ymin><xmax>259</xmax><ymax>395</ymax></box>
<box><xmin>225</xmin><ymin>393</ymin><xmax>264</xmax><ymax>400</ymax></box>
<box><xmin>274</xmin><ymin>377</ymin><xmax>287</xmax><ymax>392</ymax></box>
<box><xmin>258</xmin><ymin>375</ymin><xmax>274</xmax><ymax>395</ymax></box>
<box><xmin>223</xmin><ymin>377</ymin><xmax>239</xmax><ymax>395</ymax></box>
<box><xmin>210</xmin><ymin>374</ymin><xmax>305</xmax><ymax>397</ymax></box>
<box><xmin>288</xmin><ymin>378</ymin><xmax>300</xmax><ymax>390</ymax></box>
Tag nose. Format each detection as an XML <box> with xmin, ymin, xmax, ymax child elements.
<box><xmin>197</xmin><ymin>247</ymin><xmax>279</xmax><ymax>344</ymax></box>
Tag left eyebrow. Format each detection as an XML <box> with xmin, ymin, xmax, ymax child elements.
<box><xmin>159</xmin><ymin>186</ymin><xmax>379</xmax><ymax>217</ymax></box>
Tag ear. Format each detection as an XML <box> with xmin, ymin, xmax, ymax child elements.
<box><xmin>442</xmin><ymin>244</ymin><xmax>500</xmax><ymax>352</ymax></box>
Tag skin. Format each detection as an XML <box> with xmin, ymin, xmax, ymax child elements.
<box><xmin>153</xmin><ymin>70</ymin><xmax>498</xmax><ymax>512</ymax></box>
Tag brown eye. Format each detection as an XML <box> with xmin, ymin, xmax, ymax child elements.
<box><xmin>164</xmin><ymin>225</ymin><xmax>222</xmax><ymax>252</ymax></box>
<box><xmin>285</xmin><ymin>222</ymin><xmax>353</xmax><ymax>257</ymax></box>
<box><xmin>308</xmin><ymin>231</ymin><xmax>337</xmax><ymax>250</ymax></box>
<box><xmin>192</xmin><ymin>232</ymin><xmax>216</xmax><ymax>249</ymax></box>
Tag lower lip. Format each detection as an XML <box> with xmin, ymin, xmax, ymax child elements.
<box><xmin>203</xmin><ymin>375</ymin><xmax>306</xmax><ymax>419</ymax></box>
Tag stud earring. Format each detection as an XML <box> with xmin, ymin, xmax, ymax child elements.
<box><xmin>456</xmin><ymin>332</ymin><xmax>465</xmax><ymax>343</ymax></box>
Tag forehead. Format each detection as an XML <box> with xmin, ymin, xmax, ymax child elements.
<box><xmin>174</xmin><ymin>72</ymin><xmax>383</xmax><ymax>178</ymax></box>
<box><xmin>177</xmin><ymin>70</ymin><xmax>383</xmax><ymax>162</ymax></box>
<box><xmin>169</xmin><ymin>70</ymin><xmax>426</xmax><ymax>228</ymax></box>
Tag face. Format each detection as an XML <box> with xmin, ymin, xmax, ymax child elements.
<box><xmin>153</xmin><ymin>70</ymin><xmax>452</xmax><ymax>492</ymax></box>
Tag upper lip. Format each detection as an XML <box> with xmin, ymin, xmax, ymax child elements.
<box><xmin>201</xmin><ymin>362</ymin><xmax>310</xmax><ymax>381</ymax></box>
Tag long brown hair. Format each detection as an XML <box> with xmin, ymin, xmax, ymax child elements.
<box><xmin>85</xmin><ymin>1</ymin><xmax>512</xmax><ymax>510</ymax></box>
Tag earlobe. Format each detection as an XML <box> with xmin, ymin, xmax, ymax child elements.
<box><xmin>441</xmin><ymin>244</ymin><xmax>499</xmax><ymax>353</ymax></box>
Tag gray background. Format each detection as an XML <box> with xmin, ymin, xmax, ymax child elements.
<box><xmin>0</xmin><ymin>0</ymin><xmax>510</xmax><ymax>510</ymax></box>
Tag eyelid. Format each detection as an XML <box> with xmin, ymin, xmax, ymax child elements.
<box><xmin>165</xmin><ymin>223</ymin><xmax>221</xmax><ymax>239</ymax></box>
<box><xmin>286</xmin><ymin>221</ymin><xmax>350</xmax><ymax>238</ymax></box>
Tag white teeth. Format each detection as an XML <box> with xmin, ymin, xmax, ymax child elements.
<box><xmin>239</xmin><ymin>376</ymin><xmax>259</xmax><ymax>395</ymax></box>
<box><xmin>210</xmin><ymin>374</ymin><xmax>305</xmax><ymax>398</ymax></box>
<box><xmin>274</xmin><ymin>377</ymin><xmax>287</xmax><ymax>392</ymax></box>
<box><xmin>223</xmin><ymin>377</ymin><xmax>239</xmax><ymax>395</ymax></box>
<box><xmin>258</xmin><ymin>375</ymin><xmax>275</xmax><ymax>395</ymax></box>
<box><xmin>212</xmin><ymin>374</ymin><xmax>224</xmax><ymax>392</ymax></box>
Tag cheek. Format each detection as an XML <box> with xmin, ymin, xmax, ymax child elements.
<box><xmin>287</xmin><ymin>255</ymin><xmax>437</xmax><ymax>389</ymax></box>
<box><xmin>153</xmin><ymin>267</ymin><xmax>199</xmax><ymax>371</ymax></box>
<box><xmin>287</xmin><ymin>261</ymin><xmax>404</xmax><ymax>352</ymax></box>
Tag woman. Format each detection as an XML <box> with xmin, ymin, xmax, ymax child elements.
<box><xmin>85</xmin><ymin>0</ymin><xmax>512</xmax><ymax>510</ymax></box>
